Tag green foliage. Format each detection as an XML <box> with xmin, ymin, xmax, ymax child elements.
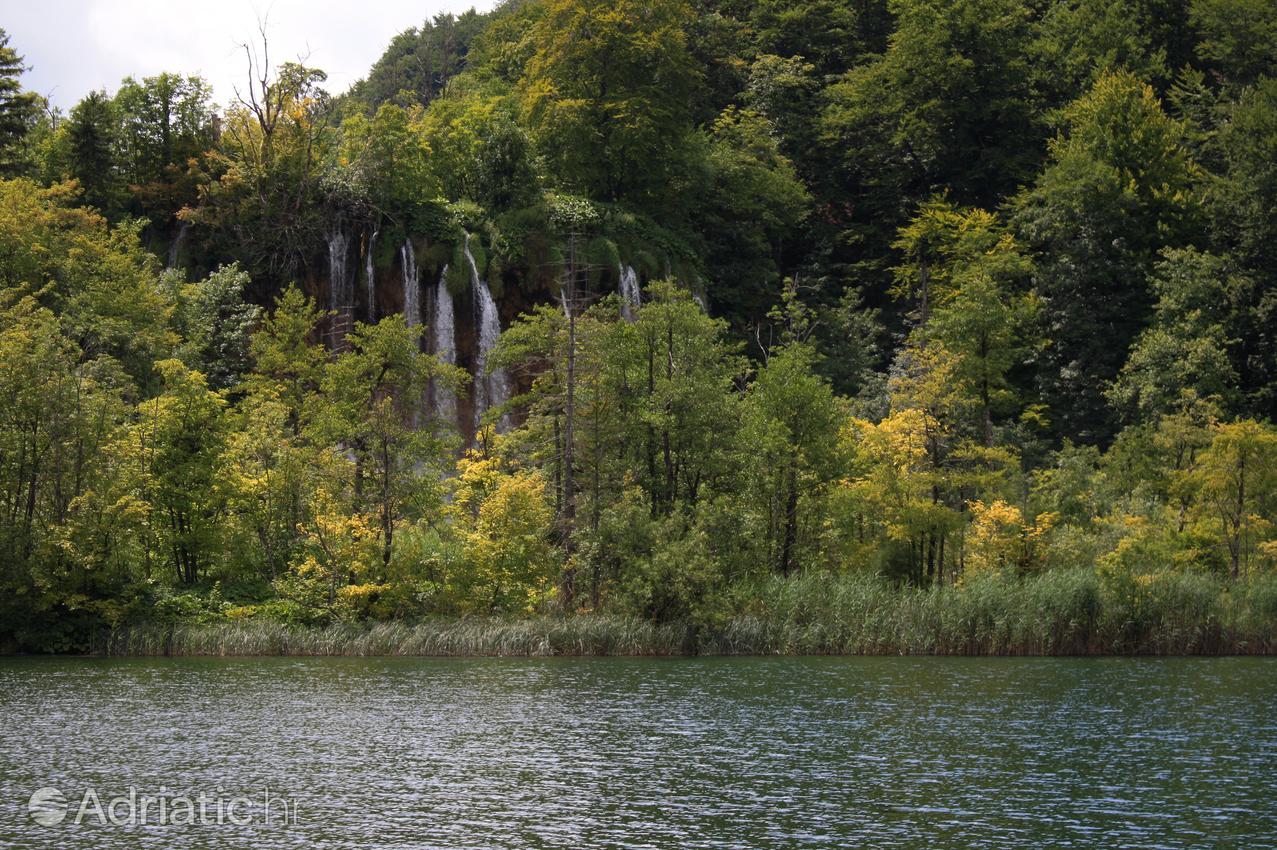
<box><xmin>7</xmin><ymin>0</ymin><xmax>1277</xmax><ymax>654</ymax></box>
<box><xmin>420</xmin><ymin>90</ymin><xmax>537</xmax><ymax>210</ymax></box>
<box><xmin>166</xmin><ymin>264</ymin><xmax>261</xmax><ymax>390</ymax></box>
<box><xmin>338</xmin><ymin>102</ymin><xmax>438</xmax><ymax>220</ymax></box>
<box><xmin>349</xmin><ymin>12</ymin><xmax>489</xmax><ymax>108</ymax></box>
<box><xmin>1029</xmin><ymin>0</ymin><xmax>1172</xmax><ymax>106</ymax></box>
<box><xmin>196</xmin><ymin>61</ymin><xmax>332</xmax><ymax>283</ymax></box>
<box><xmin>0</xmin><ymin>29</ymin><xmax>39</xmax><ymax>177</ymax></box>
<box><xmin>692</xmin><ymin>108</ymin><xmax>811</xmax><ymax>325</ymax></box>
<box><xmin>1189</xmin><ymin>0</ymin><xmax>1277</xmax><ymax>86</ymax></box>
<box><xmin>822</xmin><ymin>0</ymin><xmax>1039</xmax><ymax>210</ymax></box>
<box><xmin>1014</xmin><ymin>71</ymin><xmax>1200</xmax><ymax>443</ymax></box>
<box><xmin>1108</xmin><ymin>248</ymin><xmax>1240</xmax><ymax>422</ymax></box>
<box><xmin>518</xmin><ymin>0</ymin><xmax>698</xmax><ymax>207</ymax></box>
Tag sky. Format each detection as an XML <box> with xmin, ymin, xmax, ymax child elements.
<box><xmin>4</xmin><ymin>0</ymin><xmax>498</xmax><ymax>111</ymax></box>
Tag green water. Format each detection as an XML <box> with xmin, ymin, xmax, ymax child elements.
<box><xmin>0</xmin><ymin>657</ymin><xmax>1273</xmax><ymax>848</ymax></box>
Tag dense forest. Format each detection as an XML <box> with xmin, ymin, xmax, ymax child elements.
<box><xmin>2</xmin><ymin>0</ymin><xmax>1277</xmax><ymax>653</ymax></box>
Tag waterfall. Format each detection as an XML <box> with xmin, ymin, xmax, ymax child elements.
<box><xmin>365</xmin><ymin>229</ymin><xmax>378</xmax><ymax>321</ymax></box>
<box><xmin>432</xmin><ymin>266</ymin><xmax>457</xmax><ymax>424</ymax></box>
<box><xmin>167</xmin><ymin>221</ymin><xmax>189</xmax><ymax>269</ymax></box>
<box><xmin>467</xmin><ymin>234</ymin><xmax>511</xmax><ymax>430</ymax></box>
<box><xmin>328</xmin><ymin>228</ymin><xmax>352</xmax><ymax>348</ymax></box>
<box><xmin>401</xmin><ymin>239</ymin><xmax>420</xmax><ymax>327</ymax></box>
<box><xmin>328</xmin><ymin>229</ymin><xmax>351</xmax><ymax>314</ymax></box>
<box><xmin>619</xmin><ymin>264</ymin><xmax>641</xmax><ymax>321</ymax></box>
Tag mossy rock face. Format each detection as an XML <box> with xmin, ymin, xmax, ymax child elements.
<box><xmin>425</xmin><ymin>241</ymin><xmax>452</xmax><ymax>271</ymax></box>
<box><xmin>372</xmin><ymin>233</ymin><xmax>399</xmax><ymax>271</ymax></box>
<box><xmin>631</xmin><ymin>249</ymin><xmax>661</xmax><ymax>280</ymax></box>
<box><xmin>468</xmin><ymin>240</ymin><xmax>489</xmax><ymax>279</ymax></box>
<box><xmin>671</xmin><ymin>256</ymin><xmax>704</xmax><ymax>289</ymax></box>
<box><xmin>446</xmin><ymin>200</ymin><xmax>486</xmax><ymax>232</ymax></box>
<box><xmin>585</xmin><ymin>236</ymin><xmax>620</xmax><ymax>270</ymax></box>
<box><xmin>486</xmin><ymin>258</ymin><xmax>506</xmax><ymax>299</ymax></box>
<box><xmin>446</xmin><ymin>246</ymin><xmax>468</xmax><ymax>293</ymax></box>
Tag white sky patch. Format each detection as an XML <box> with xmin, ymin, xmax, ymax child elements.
<box><xmin>4</xmin><ymin>0</ymin><xmax>498</xmax><ymax>111</ymax></box>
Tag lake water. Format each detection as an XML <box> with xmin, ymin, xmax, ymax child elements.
<box><xmin>0</xmin><ymin>657</ymin><xmax>1274</xmax><ymax>848</ymax></box>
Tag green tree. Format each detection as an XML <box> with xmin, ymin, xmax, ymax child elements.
<box><xmin>518</xmin><ymin>0</ymin><xmax>697</xmax><ymax>206</ymax></box>
<box><xmin>1014</xmin><ymin>71</ymin><xmax>1200</xmax><ymax>444</ymax></box>
<box><xmin>747</xmin><ymin>0</ymin><xmax>879</xmax><ymax>76</ymax></box>
<box><xmin>0</xmin><ymin>296</ymin><xmax>136</xmax><ymax>649</ymax></box>
<box><xmin>742</xmin><ymin>54</ymin><xmax>820</xmax><ymax>171</ymax></box>
<box><xmin>692</xmin><ymin>108</ymin><xmax>811</xmax><ymax>327</ymax></box>
<box><xmin>1028</xmin><ymin>0</ymin><xmax>1173</xmax><ymax>107</ymax></box>
<box><xmin>1209</xmin><ymin>79</ymin><xmax>1277</xmax><ymax>417</ymax></box>
<box><xmin>65</xmin><ymin>91</ymin><xmax>121</xmax><ymax>215</ymax></box>
<box><xmin>1185</xmin><ymin>419</ymin><xmax>1277</xmax><ymax>578</ymax></box>
<box><xmin>200</xmin><ymin>58</ymin><xmax>332</xmax><ymax>283</ymax></box>
<box><xmin>0</xmin><ymin>179</ymin><xmax>173</xmax><ymax>386</ymax></box>
<box><xmin>166</xmin><ymin>264</ymin><xmax>261</xmax><ymax>391</ymax></box>
<box><xmin>493</xmin><ymin>280</ymin><xmax>745</xmax><ymax>604</ymax></box>
<box><xmin>338</xmin><ymin>102</ymin><xmax>438</xmax><ymax>221</ymax></box>
<box><xmin>112</xmin><ymin>73</ymin><xmax>216</xmax><ymax>250</ymax></box>
<box><xmin>925</xmin><ymin>266</ymin><xmax>1039</xmax><ymax>447</ymax></box>
<box><xmin>125</xmin><ymin>359</ymin><xmax>229</xmax><ymax>585</ymax></box>
<box><xmin>742</xmin><ymin>340</ymin><xmax>844</xmax><ymax>575</ymax></box>
<box><xmin>0</xmin><ymin>29</ymin><xmax>38</xmax><ymax>177</ymax></box>
<box><xmin>1108</xmin><ymin>248</ymin><xmax>1240</xmax><ymax>423</ymax></box>
<box><xmin>419</xmin><ymin>89</ymin><xmax>537</xmax><ymax>210</ymax></box>
<box><xmin>309</xmin><ymin>316</ymin><xmax>466</xmax><ymax>567</ymax></box>
<box><xmin>1190</xmin><ymin>0</ymin><xmax>1277</xmax><ymax>87</ymax></box>
<box><xmin>821</xmin><ymin>0</ymin><xmax>1039</xmax><ymax>214</ymax></box>
<box><xmin>224</xmin><ymin>286</ymin><xmax>329</xmax><ymax>580</ymax></box>
<box><xmin>350</xmin><ymin>11</ymin><xmax>489</xmax><ymax>108</ymax></box>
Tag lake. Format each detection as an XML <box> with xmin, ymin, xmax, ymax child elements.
<box><xmin>0</xmin><ymin>657</ymin><xmax>1274</xmax><ymax>848</ymax></box>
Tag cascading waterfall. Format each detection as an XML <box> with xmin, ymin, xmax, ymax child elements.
<box><xmin>618</xmin><ymin>264</ymin><xmax>641</xmax><ymax>321</ymax></box>
<box><xmin>167</xmin><ymin>221</ymin><xmax>189</xmax><ymax>269</ymax></box>
<box><xmin>328</xmin><ymin>228</ymin><xmax>352</xmax><ymax>348</ymax></box>
<box><xmin>365</xmin><ymin>229</ymin><xmax>378</xmax><ymax>321</ymax></box>
<box><xmin>401</xmin><ymin>239</ymin><xmax>420</xmax><ymax>327</ymax></box>
<box><xmin>432</xmin><ymin>266</ymin><xmax>457</xmax><ymax>424</ymax></box>
<box><xmin>328</xmin><ymin>229</ymin><xmax>351</xmax><ymax>314</ymax></box>
<box><xmin>467</xmin><ymin>234</ymin><xmax>511</xmax><ymax>430</ymax></box>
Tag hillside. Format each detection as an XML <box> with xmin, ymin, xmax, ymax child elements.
<box><xmin>0</xmin><ymin>0</ymin><xmax>1276</xmax><ymax>651</ymax></box>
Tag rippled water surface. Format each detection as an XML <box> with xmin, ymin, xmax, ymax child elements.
<box><xmin>0</xmin><ymin>656</ymin><xmax>1274</xmax><ymax>848</ymax></box>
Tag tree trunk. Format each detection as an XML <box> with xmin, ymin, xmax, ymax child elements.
<box><xmin>382</xmin><ymin>443</ymin><xmax>393</xmax><ymax>567</ymax></box>
<box><xmin>779</xmin><ymin>466</ymin><xmax>799</xmax><ymax>576</ymax></box>
<box><xmin>560</xmin><ymin>244</ymin><xmax>578</xmax><ymax>610</ymax></box>
<box><xmin>1232</xmin><ymin>454</ymin><xmax>1246</xmax><ymax>580</ymax></box>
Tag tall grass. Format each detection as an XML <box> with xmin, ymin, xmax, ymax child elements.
<box><xmin>702</xmin><ymin>569</ymin><xmax>1277</xmax><ymax>655</ymax></box>
<box><xmin>98</xmin><ymin>570</ymin><xmax>1277</xmax><ymax>657</ymax></box>
<box><xmin>99</xmin><ymin>616</ymin><xmax>692</xmax><ymax>657</ymax></box>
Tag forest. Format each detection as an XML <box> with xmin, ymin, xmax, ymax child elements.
<box><xmin>1</xmin><ymin>0</ymin><xmax>1277</xmax><ymax>654</ymax></box>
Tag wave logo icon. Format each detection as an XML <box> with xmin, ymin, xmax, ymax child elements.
<box><xmin>28</xmin><ymin>787</ymin><xmax>68</xmax><ymax>826</ymax></box>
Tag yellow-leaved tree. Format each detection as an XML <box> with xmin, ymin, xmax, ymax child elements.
<box><xmin>964</xmin><ymin>499</ymin><xmax>1055</xmax><ymax>579</ymax></box>
<box><xmin>1184</xmin><ymin>419</ymin><xmax>1277</xmax><ymax>578</ymax></box>
<box><xmin>451</xmin><ymin>452</ymin><xmax>557</xmax><ymax>614</ymax></box>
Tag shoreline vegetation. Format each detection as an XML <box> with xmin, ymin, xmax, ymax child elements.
<box><xmin>94</xmin><ymin>571</ymin><xmax>1277</xmax><ymax>658</ymax></box>
<box><xmin>3</xmin><ymin>7</ymin><xmax>1277</xmax><ymax>657</ymax></box>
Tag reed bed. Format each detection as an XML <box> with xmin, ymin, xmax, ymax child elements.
<box><xmin>99</xmin><ymin>616</ymin><xmax>691</xmax><ymax>657</ymax></box>
<box><xmin>98</xmin><ymin>569</ymin><xmax>1277</xmax><ymax>657</ymax></box>
<box><xmin>701</xmin><ymin>569</ymin><xmax>1277</xmax><ymax>656</ymax></box>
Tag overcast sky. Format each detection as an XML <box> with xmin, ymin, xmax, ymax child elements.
<box><xmin>5</xmin><ymin>0</ymin><xmax>498</xmax><ymax>111</ymax></box>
